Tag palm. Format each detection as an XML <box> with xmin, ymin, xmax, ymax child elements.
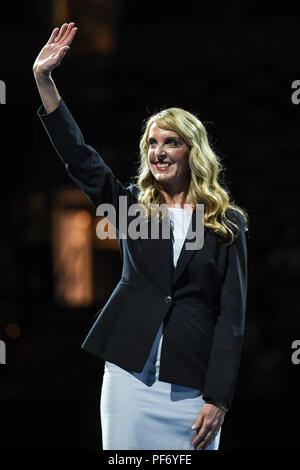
<box><xmin>33</xmin><ymin>22</ymin><xmax>77</xmax><ymax>74</ymax></box>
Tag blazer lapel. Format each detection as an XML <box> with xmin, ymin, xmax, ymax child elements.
<box><xmin>138</xmin><ymin>209</ymin><xmax>174</xmax><ymax>295</ymax></box>
<box><xmin>138</xmin><ymin>206</ymin><xmax>207</xmax><ymax>294</ymax></box>
<box><xmin>172</xmin><ymin>207</ymin><xmax>207</xmax><ymax>287</ymax></box>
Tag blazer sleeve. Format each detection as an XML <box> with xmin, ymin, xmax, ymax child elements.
<box><xmin>202</xmin><ymin>210</ymin><xmax>248</xmax><ymax>410</ymax></box>
<box><xmin>36</xmin><ymin>98</ymin><xmax>132</xmax><ymax>216</ymax></box>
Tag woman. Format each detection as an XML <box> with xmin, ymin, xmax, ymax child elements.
<box><xmin>33</xmin><ymin>22</ymin><xmax>248</xmax><ymax>451</ymax></box>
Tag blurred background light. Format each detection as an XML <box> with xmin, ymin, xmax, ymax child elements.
<box><xmin>52</xmin><ymin>0</ymin><xmax>120</xmax><ymax>55</ymax></box>
<box><xmin>5</xmin><ymin>323</ymin><xmax>21</xmax><ymax>340</ymax></box>
<box><xmin>51</xmin><ymin>188</ymin><xmax>94</xmax><ymax>307</ymax></box>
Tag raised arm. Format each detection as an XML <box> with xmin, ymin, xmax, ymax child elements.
<box><xmin>33</xmin><ymin>22</ymin><xmax>135</xmax><ymax>217</ymax></box>
<box><xmin>33</xmin><ymin>23</ymin><xmax>77</xmax><ymax>113</ymax></box>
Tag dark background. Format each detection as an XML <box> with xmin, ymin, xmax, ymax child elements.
<box><xmin>0</xmin><ymin>0</ymin><xmax>299</xmax><ymax>450</ymax></box>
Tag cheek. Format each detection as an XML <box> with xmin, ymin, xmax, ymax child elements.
<box><xmin>147</xmin><ymin>154</ymin><xmax>155</xmax><ymax>172</ymax></box>
<box><xmin>172</xmin><ymin>152</ymin><xmax>189</xmax><ymax>166</ymax></box>
<box><xmin>176</xmin><ymin>157</ymin><xmax>190</xmax><ymax>174</ymax></box>
<box><xmin>148</xmin><ymin>149</ymin><xmax>155</xmax><ymax>162</ymax></box>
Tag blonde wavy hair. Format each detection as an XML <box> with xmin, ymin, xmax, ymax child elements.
<box><xmin>130</xmin><ymin>107</ymin><xmax>249</xmax><ymax>245</ymax></box>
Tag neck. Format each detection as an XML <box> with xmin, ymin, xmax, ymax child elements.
<box><xmin>158</xmin><ymin>185</ymin><xmax>194</xmax><ymax>210</ymax></box>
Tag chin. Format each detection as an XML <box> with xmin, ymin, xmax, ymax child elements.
<box><xmin>154</xmin><ymin>173</ymin><xmax>170</xmax><ymax>180</ymax></box>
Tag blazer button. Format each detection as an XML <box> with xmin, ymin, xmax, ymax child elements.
<box><xmin>164</xmin><ymin>295</ymin><xmax>173</xmax><ymax>304</ymax></box>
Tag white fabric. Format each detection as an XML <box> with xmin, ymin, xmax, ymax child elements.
<box><xmin>168</xmin><ymin>207</ymin><xmax>193</xmax><ymax>268</ymax></box>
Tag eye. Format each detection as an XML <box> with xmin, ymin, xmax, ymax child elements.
<box><xmin>168</xmin><ymin>139</ymin><xmax>178</xmax><ymax>146</ymax></box>
<box><xmin>148</xmin><ymin>138</ymin><xmax>179</xmax><ymax>148</ymax></box>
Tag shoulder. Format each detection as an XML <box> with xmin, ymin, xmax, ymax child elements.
<box><xmin>206</xmin><ymin>207</ymin><xmax>248</xmax><ymax>245</ymax></box>
<box><xmin>127</xmin><ymin>184</ymin><xmax>140</xmax><ymax>199</ymax></box>
<box><xmin>225</xmin><ymin>208</ymin><xmax>247</xmax><ymax>227</ymax></box>
<box><xmin>224</xmin><ymin>207</ymin><xmax>248</xmax><ymax>238</ymax></box>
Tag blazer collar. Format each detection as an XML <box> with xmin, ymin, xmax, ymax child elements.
<box><xmin>138</xmin><ymin>206</ymin><xmax>207</xmax><ymax>295</ymax></box>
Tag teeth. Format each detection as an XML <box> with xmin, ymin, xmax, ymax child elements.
<box><xmin>157</xmin><ymin>163</ymin><xmax>170</xmax><ymax>167</ymax></box>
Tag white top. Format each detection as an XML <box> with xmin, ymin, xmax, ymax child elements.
<box><xmin>168</xmin><ymin>208</ymin><xmax>193</xmax><ymax>268</ymax></box>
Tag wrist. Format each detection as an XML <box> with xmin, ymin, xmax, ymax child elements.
<box><xmin>33</xmin><ymin>68</ymin><xmax>52</xmax><ymax>83</ymax></box>
<box><xmin>204</xmin><ymin>398</ymin><xmax>228</xmax><ymax>413</ymax></box>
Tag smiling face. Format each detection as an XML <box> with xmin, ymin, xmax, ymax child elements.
<box><xmin>147</xmin><ymin>122</ymin><xmax>191</xmax><ymax>192</ymax></box>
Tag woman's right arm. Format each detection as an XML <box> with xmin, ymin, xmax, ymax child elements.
<box><xmin>33</xmin><ymin>74</ymin><xmax>61</xmax><ymax>115</ymax></box>
<box><xmin>33</xmin><ymin>23</ymin><xmax>133</xmax><ymax>214</ymax></box>
<box><xmin>33</xmin><ymin>22</ymin><xmax>76</xmax><ymax>113</ymax></box>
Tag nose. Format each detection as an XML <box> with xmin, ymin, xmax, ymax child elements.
<box><xmin>155</xmin><ymin>145</ymin><xmax>167</xmax><ymax>161</ymax></box>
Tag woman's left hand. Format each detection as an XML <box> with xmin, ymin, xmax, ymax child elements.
<box><xmin>191</xmin><ymin>403</ymin><xmax>226</xmax><ymax>450</ymax></box>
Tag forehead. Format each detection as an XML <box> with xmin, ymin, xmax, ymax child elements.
<box><xmin>148</xmin><ymin>122</ymin><xmax>179</xmax><ymax>138</ymax></box>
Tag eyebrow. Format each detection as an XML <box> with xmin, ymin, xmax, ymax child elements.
<box><xmin>147</xmin><ymin>136</ymin><xmax>179</xmax><ymax>143</ymax></box>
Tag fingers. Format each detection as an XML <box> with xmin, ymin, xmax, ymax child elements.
<box><xmin>196</xmin><ymin>429</ymin><xmax>217</xmax><ymax>450</ymax></box>
<box><xmin>191</xmin><ymin>403</ymin><xmax>223</xmax><ymax>450</ymax></box>
<box><xmin>53</xmin><ymin>23</ymin><xmax>69</xmax><ymax>43</ymax></box>
<box><xmin>192</xmin><ymin>426</ymin><xmax>220</xmax><ymax>450</ymax></box>
<box><xmin>53</xmin><ymin>46</ymin><xmax>70</xmax><ymax>61</ymax></box>
<box><xmin>47</xmin><ymin>22</ymin><xmax>77</xmax><ymax>47</ymax></box>
<box><xmin>57</xmin><ymin>22</ymin><xmax>76</xmax><ymax>45</ymax></box>
<box><xmin>61</xmin><ymin>25</ymin><xmax>78</xmax><ymax>47</ymax></box>
<box><xmin>59</xmin><ymin>46</ymin><xmax>70</xmax><ymax>55</ymax></box>
<box><xmin>46</xmin><ymin>27</ymin><xmax>59</xmax><ymax>45</ymax></box>
<box><xmin>191</xmin><ymin>412</ymin><xmax>204</xmax><ymax>431</ymax></box>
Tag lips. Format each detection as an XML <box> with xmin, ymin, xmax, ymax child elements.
<box><xmin>155</xmin><ymin>162</ymin><xmax>173</xmax><ymax>171</ymax></box>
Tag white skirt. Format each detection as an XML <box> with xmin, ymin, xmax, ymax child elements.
<box><xmin>100</xmin><ymin>322</ymin><xmax>221</xmax><ymax>450</ymax></box>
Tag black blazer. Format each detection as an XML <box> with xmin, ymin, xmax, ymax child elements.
<box><xmin>37</xmin><ymin>98</ymin><xmax>248</xmax><ymax>410</ymax></box>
